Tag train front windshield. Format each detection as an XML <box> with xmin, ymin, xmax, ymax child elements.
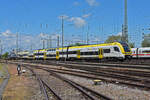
<box><xmin>120</xmin><ymin>42</ymin><xmax>131</xmax><ymax>52</ymax></box>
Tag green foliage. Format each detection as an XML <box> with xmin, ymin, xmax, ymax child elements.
<box><xmin>105</xmin><ymin>35</ymin><xmax>135</xmax><ymax>48</ymax></box>
<box><xmin>129</xmin><ymin>42</ymin><xmax>135</xmax><ymax>48</ymax></box>
<box><xmin>69</xmin><ymin>43</ymin><xmax>84</xmax><ymax>46</ymax></box>
<box><xmin>142</xmin><ymin>34</ymin><xmax>150</xmax><ymax>47</ymax></box>
<box><xmin>2</xmin><ymin>52</ymin><xmax>9</xmax><ymax>59</ymax></box>
<box><xmin>142</xmin><ymin>39</ymin><xmax>150</xmax><ymax>47</ymax></box>
<box><xmin>105</xmin><ymin>35</ymin><xmax>122</xmax><ymax>43</ymax></box>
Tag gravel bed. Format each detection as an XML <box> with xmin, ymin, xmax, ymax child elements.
<box><xmin>59</xmin><ymin>73</ymin><xmax>150</xmax><ymax>100</ymax></box>
<box><xmin>23</xmin><ymin>67</ymin><xmax>45</xmax><ymax>100</ymax></box>
<box><xmin>35</xmin><ymin>69</ymin><xmax>92</xmax><ymax>100</ymax></box>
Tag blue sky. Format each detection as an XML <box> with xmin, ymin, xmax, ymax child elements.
<box><xmin>0</xmin><ymin>0</ymin><xmax>150</xmax><ymax>52</ymax></box>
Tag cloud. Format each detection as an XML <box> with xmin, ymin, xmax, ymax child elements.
<box><xmin>0</xmin><ymin>29</ymin><xmax>62</xmax><ymax>52</ymax></box>
<box><xmin>58</xmin><ymin>15</ymin><xmax>69</xmax><ymax>20</ymax></box>
<box><xmin>58</xmin><ymin>15</ymin><xmax>86</xmax><ymax>28</ymax></box>
<box><xmin>85</xmin><ymin>0</ymin><xmax>99</xmax><ymax>6</ymax></box>
<box><xmin>69</xmin><ymin>17</ymin><xmax>86</xmax><ymax>28</ymax></box>
<box><xmin>82</xmin><ymin>13</ymin><xmax>91</xmax><ymax>18</ymax></box>
<box><xmin>38</xmin><ymin>33</ymin><xmax>49</xmax><ymax>39</ymax></box>
<box><xmin>1</xmin><ymin>30</ymin><xmax>15</xmax><ymax>37</ymax></box>
<box><xmin>117</xmin><ymin>32</ymin><xmax>122</xmax><ymax>36</ymax></box>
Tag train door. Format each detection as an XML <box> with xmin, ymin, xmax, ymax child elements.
<box><xmin>33</xmin><ymin>53</ymin><xmax>35</xmax><ymax>60</ymax></box>
<box><xmin>136</xmin><ymin>48</ymin><xmax>138</xmax><ymax>59</ymax></box>
<box><xmin>44</xmin><ymin>52</ymin><xmax>46</xmax><ymax>60</ymax></box>
<box><xmin>56</xmin><ymin>50</ymin><xmax>59</xmax><ymax>60</ymax></box>
<box><xmin>66</xmin><ymin>46</ymin><xmax>69</xmax><ymax>59</ymax></box>
<box><xmin>37</xmin><ymin>50</ymin><xmax>39</xmax><ymax>60</ymax></box>
<box><xmin>77</xmin><ymin>50</ymin><xmax>80</xmax><ymax>59</ymax></box>
<box><xmin>98</xmin><ymin>48</ymin><xmax>103</xmax><ymax>59</ymax></box>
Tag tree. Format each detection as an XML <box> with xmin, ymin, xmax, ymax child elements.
<box><xmin>129</xmin><ymin>42</ymin><xmax>135</xmax><ymax>48</ymax></box>
<box><xmin>2</xmin><ymin>52</ymin><xmax>9</xmax><ymax>59</ymax></box>
<box><xmin>69</xmin><ymin>43</ymin><xmax>84</xmax><ymax>46</ymax></box>
<box><xmin>141</xmin><ymin>34</ymin><xmax>150</xmax><ymax>47</ymax></box>
<box><xmin>105</xmin><ymin>35</ymin><xmax>135</xmax><ymax>48</ymax></box>
<box><xmin>105</xmin><ymin>35</ymin><xmax>122</xmax><ymax>43</ymax></box>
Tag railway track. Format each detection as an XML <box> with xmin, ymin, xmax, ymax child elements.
<box><xmin>25</xmin><ymin>65</ymin><xmax>112</xmax><ymax>100</ymax></box>
<box><xmin>21</xmin><ymin>58</ymin><xmax>150</xmax><ymax>66</ymax></box>
<box><xmin>19</xmin><ymin>60</ymin><xmax>150</xmax><ymax>70</ymax></box>
<box><xmin>25</xmin><ymin>64</ymin><xmax>150</xmax><ymax>90</ymax></box>
<box><xmin>7</xmin><ymin>61</ymin><xmax>150</xmax><ymax>90</ymax></box>
<box><xmin>26</xmin><ymin>66</ymin><xmax>62</xmax><ymax>100</ymax></box>
<box><xmin>25</xmin><ymin>60</ymin><xmax>150</xmax><ymax>79</ymax></box>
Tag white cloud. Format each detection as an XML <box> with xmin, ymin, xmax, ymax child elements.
<box><xmin>85</xmin><ymin>0</ymin><xmax>99</xmax><ymax>6</ymax></box>
<box><xmin>82</xmin><ymin>13</ymin><xmax>91</xmax><ymax>18</ymax></box>
<box><xmin>1</xmin><ymin>30</ymin><xmax>15</xmax><ymax>37</ymax></box>
<box><xmin>58</xmin><ymin>15</ymin><xmax>69</xmax><ymax>20</ymax></box>
<box><xmin>58</xmin><ymin>15</ymin><xmax>87</xmax><ymax>28</ymax></box>
<box><xmin>69</xmin><ymin>17</ymin><xmax>86</xmax><ymax>28</ymax></box>
<box><xmin>38</xmin><ymin>33</ymin><xmax>49</xmax><ymax>39</ymax></box>
<box><xmin>117</xmin><ymin>32</ymin><xmax>122</xmax><ymax>36</ymax></box>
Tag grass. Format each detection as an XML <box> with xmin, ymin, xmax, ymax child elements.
<box><xmin>0</xmin><ymin>64</ymin><xmax>8</xmax><ymax>77</ymax></box>
<box><xmin>0</xmin><ymin>78</ymin><xmax>3</xmax><ymax>83</ymax></box>
<box><xmin>0</xmin><ymin>64</ymin><xmax>8</xmax><ymax>85</ymax></box>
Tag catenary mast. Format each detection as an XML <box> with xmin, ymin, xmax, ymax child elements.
<box><xmin>122</xmin><ymin>0</ymin><xmax>128</xmax><ymax>43</ymax></box>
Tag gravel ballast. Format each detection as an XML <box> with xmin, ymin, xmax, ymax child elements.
<box><xmin>60</xmin><ymin>73</ymin><xmax>150</xmax><ymax>100</ymax></box>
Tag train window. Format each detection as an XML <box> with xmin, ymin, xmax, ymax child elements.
<box><xmin>47</xmin><ymin>49</ymin><xmax>51</xmax><ymax>51</ymax></box>
<box><xmin>114</xmin><ymin>47</ymin><xmax>120</xmax><ymax>52</ymax></box>
<box><xmin>68</xmin><ymin>51</ymin><xmax>77</xmax><ymax>54</ymax></box>
<box><xmin>80</xmin><ymin>51</ymin><xmax>98</xmax><ymax>55</ymax></box>
<box><xmin>47</xmin><ymin>54</ymin><xmax>56</xmax><ymax>57</ymax></box>
<box><xmin>142</xmin><ymin>50</ymin><xmax>150</xmax><ymax>53</ymax></box>
<box><xmin>103</xmin><ymin>49</ymin><xmax>110</xmax><ymax>53</ymax></box>
<box><xmin>120</xmin><ymin>42</ymin><xmax>130</xmax><ymax>52</ymax></box>
<box><xmin>59</xmin><ymin>51</ymin><xmax>67</xmax><ymax>54</ymax></box>
<box><xmin>40</xmin><ymin>53</ymin><xmax>44</xmax><ymax>55</ymax></box>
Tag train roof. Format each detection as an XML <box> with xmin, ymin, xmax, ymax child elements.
<box><xmin>132</xmin><ymin>47</ymin><xmax>150</xmax><ymax>50</ymax></box>
<box><xmin>31</xmin><ymin>42</ymin><xmax>129</xmax><ymax>52</ymax></box>
<box><xmin>58</xmin><ymin>42</ymin><xmax>124</xmax><ymax>50</ymax></box>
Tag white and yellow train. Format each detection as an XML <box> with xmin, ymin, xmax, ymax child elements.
<box><xmin>17</xmin><ymin>42</ymin><xmax>132</xmax><ymax>61</ymax></box>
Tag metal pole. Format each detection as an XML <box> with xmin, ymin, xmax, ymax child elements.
<box><xmin>50</xmin><ymin>35</ymin><xmax>52</xmax><ymax>48</ymax></box>
<box><xmin>57</xmin><ymin>35</ymin><xmax>59</xmax><ymax>48</ymax></box>
<box><xmin>47</xmin><ymin>39</ymin><xmax>49</xmax><ymax>48</ymax></box>
<box><xmin>122</xmin><ymin>24</ymin><xmax>124</xmax><ymax>41</ymax></box>
<box><xmin>30</xmin><ymin>40</ymin><xmax>32</xmax><ymax>51</ymax></box>
<box><xmin>87</xmin><ymin>24</ymin><xmax>89</xmax><ymax>44</ymax></box>
<box><xmin>124</xmin><ymin>0</ymin><xmax>128</xmax><ymax>43</ymax></box>
<box><xmin>62</xmin><ymin>16</ymin><xmax>64</xmax><ymax>58</ymax></box>
<box><xmin>16</xmin><ymin>32</ymin><xmax>18</xmax><ymax>56</ymax></box>
<box><xmin>43</xmin><ymin>39</ymin><xmax>45</xmax><ymax>49</ymax></box>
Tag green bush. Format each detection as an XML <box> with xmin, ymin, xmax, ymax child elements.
<box><xmin>2</xmin><ymin>52</ymin><xmax>9</xmax><ymax>59</ymax></box>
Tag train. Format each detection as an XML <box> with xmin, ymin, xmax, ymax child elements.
<box><xmin>16</xmin><ymin>42</ymin><xmax>132</xmax><ymax>61</ymax></box>
<box><xmin>131</xmin><ymin>47</ymin><xmax>150</xmax><ymax>59</ymax></box>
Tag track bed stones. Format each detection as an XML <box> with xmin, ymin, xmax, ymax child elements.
<box><xmin>8</xmin><ymin>61</ymin><xmax>150</xmax><ymax>99</ymax></box>
<box><xmin>2</xmin><ymin>64</ymin><xmax>45</xmax><ymax>100</ymax></box>
<box><xmin>58</xmin><ymin>73</ymin><xmax>150</xmax><ymax>100</ymax></box>
<box><xmin>34</xmin><ymin>69</ymin><xmax>94</xmax><ymax>100</ymax></box>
